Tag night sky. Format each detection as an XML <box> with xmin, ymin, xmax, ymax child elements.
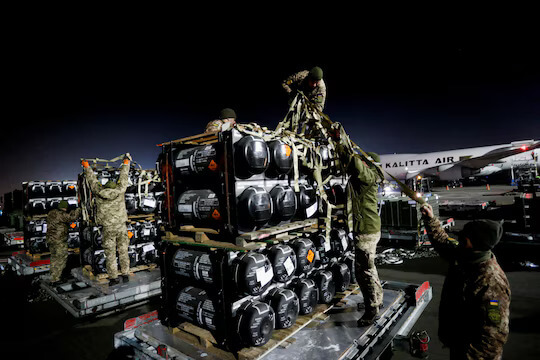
<box><xmin>2</xmin><ymin>17</ymin><xmax>539</xmax><ymax>198</ymax></box>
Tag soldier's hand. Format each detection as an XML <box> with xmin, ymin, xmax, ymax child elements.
<box><xmin>81</xmin><ymin>160</ymin><xmax>89</xmax><ymax>168</ymax></box>
<box><xmin>420</xmin><ymin>204</ymin><xmax>434</xmax><ymax>219</ymax></box>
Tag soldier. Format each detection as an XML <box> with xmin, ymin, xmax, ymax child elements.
<box><xmin>421</xmin><ymin>203</ymin><xmax>510</xmax><ymax>359</ymax></box>
<box><xmin>282</xmin><ymin>66</ymin><xmax>326</xmax><ymax>112</ymax></box>
<box><xmin>340</xmin><ymin>150</ymin><xmax>384</xmax><ymax>326</ymax></box>
<box><xmin>205</xmin><ymin>108</ymin><xmax>237</xmax><ymax>133</ymax></box>
<box><xmin>82</xmin><ymin>155</ymin><xmax>131</xmax><ymax>286</ymax></box>
<box><xmin>47</xmin><ymin>200</ymin><xmax>81</xmax><ymax>285</ymax></box>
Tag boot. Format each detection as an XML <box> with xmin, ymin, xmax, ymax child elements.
<box><xmin>121</xmin><ymin>275</ymin><xmax>130</xmax><ymax>283</ymax></box>
<box><xmin>357</xmin><ymin>306</ymin><xmax>379</xmax><ymax>327</ymax></box>
<box><xmin>109</xmin><ymin>277</ymin><xmax>121</xmax><ymax>286</ymax></box>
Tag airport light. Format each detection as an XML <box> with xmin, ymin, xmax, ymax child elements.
<box><xmin>520</xmin><ymin>145</ymin><xmax>528</xmax><ymax>151</ymax></box>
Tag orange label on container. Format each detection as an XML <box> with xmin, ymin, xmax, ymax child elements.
<box><xmin>212</xmin><ymin>209</ymin><xmax>221</xmax><ymax>220</ymax></box>
<box><xmin>208</xmin><ymin>160</ymin><xmax>218</xmax><ymax>171</ymax></box>
<box><xmin>284</xmin><ymin>144</ymin><xmax>292</xmax><ymax>157</ymax></box>
<box><xmin>70</xmin><ymin>222</ymin><xmax>77</xmax><ymax>229</ymax></box>
<box><xmin>128</xmin><ymin>231</ymin><xmax>134</xmax><ymax>239</ymax></box>
<box><xmin>306</xmin><ymin>249</ymin><xmax>315</xmax><ymax>263</ymax></box>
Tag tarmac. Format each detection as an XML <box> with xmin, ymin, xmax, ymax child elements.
<box><xmin>0</xmin><ymin>185</ymin><xmax>538</xmax><ymax>360</ymax></box>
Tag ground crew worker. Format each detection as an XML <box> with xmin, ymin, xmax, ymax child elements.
<box><xmin>205</xmin><ymin>108</ymin><xmax>237</xmax><ymax>133</ymax></box>
<box><xmin>340</xmin><ymin>150</ymin><xmax>384</xmax><ymax>326</ymax></box>
<box><xmin>82</xmin><ymin>155</ymin><xmax>131</xmax><ymax>286</ymax></box>
<box><xmin>47</xmin><ymin>200</ymin><xmax>81</xmax><ymax>285</ymax></box>
<box><xmin>421</xmin><ymin>204</ymin><xmax>510</xmax><ymax>359</ymax></box>
<box><xmin>282</xmin><ymin>66</ymin><xmax>326</xmax><ymax>112</ymax></box>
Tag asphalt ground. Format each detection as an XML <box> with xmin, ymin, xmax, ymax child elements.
<box><xmin>0</xmin><ymin>185</ymin><xmax>538</xmax><ymax>359</ymax></box>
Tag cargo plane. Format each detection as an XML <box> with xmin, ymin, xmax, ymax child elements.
<box><xmin>379</xmin><ymin>140</ymin><xmax>540</xmax><ymax>182</ymax></box>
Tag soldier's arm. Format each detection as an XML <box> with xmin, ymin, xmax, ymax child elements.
<box><xmin>349</xmin><ymin>156</ymin><xmax>377</xmax><ymax>186</ymax></box>
<box><xmin>422</xmin><ymin>206</ymin><xmax>460</xmax><ymax>260</ymax></box>
<box><xmin>117</xmin><ymin>162</ymin><xmax>130</xmax><ymax>191</ymax></box>
<box><xmin>282</xmin><ymin>71</ymin><xmax>306</xmax><ymax>94</ymax></box>
<box><xmin>465</xmin><ymin>283</ymin><xmax>510</xmax><ymax>359</ymax></box>
<box><xmin>311</xmin><ymin>80</ymin><xmax>326</xmax><ymax>112</ymax></box>
<box><xmin>84</xmin><ymin>166</ymin><xmax>103</xmax><ymax>196</ymax></box>
<box><xmin>67</xmin><ymin>208</ymin><xmax>82</xmax><ymax>221</ymax></box>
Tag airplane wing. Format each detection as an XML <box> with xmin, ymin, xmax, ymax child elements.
<box><xmin>457</xmin><ymin>140</ymin><xmax>540</xmax><ymax>169</ymax></box>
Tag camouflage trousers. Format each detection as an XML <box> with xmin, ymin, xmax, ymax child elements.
<box><xmin>355</xmin><ymin>232</ymin><xmax>383</xmax><ymax>310</ymax></box>
<box><xmin>102</xmin><ymin>223</ymin><xmax>130</xmax><ymax>279</ymax></box>
<box><xmin>49</xmin><ymin>239</ymin><xmax>68</xmax><ymax>282</ymax></box>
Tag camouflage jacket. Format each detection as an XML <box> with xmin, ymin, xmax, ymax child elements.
<box><xmin>425</xmin><ymin>217</ymin><xmax>510</xmax><ymax>359</ymax></box>
<box><xmin>282</xmin><ymin>70</ymin><xmax>326</xmax><ymax>111</ymax></box>
<box><xmin>346</xmin><ymin>156</ymin><xmax>381</xmax><ymax>235</ymax></box>
<box><xmin>46</xmin><ymin>208</ymin><xmax>81</xmax><ymax>244</ymax></box>
<box><xmin>84</xmin><ymin>164</ymin><xmax>129</xmax><ymax>227</ymax></box>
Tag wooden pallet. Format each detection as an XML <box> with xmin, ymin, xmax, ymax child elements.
<box><xmin>162</xmin><ymin>230</ymin><xmax>256</xmax><ymax>252</ymax></box>
<box><xmin>171</xmin><ymin>283</ymin><xmax>360</xmax><ymax>360</ymax></box>
<box><xmin>159</xmin><ymin>131</ymin><xmax>219</xmax><ymax>147</ymax></box>
<box><xmin>82</xmin><ymin>263</ymin><xmax>158</xmax><ymax>282</ymax></box>
<box><xmin>128</xmin><ymin>214</ymin><xmax>156</xmax><ymax>222</ymax></box>
<box><xmin>25</xmin><ymin>247</ymin><xmax>80</xmax><ymax>260</ymax></box>
<box><xmin>235</xmin><ymin>219</ymin><xmax>318</xmax><ymax>247</ymax></box>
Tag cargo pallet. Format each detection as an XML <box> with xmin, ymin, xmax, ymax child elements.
<box><xmin>7</xmin><ymin>250</ymin><xmax>51</xmax><ymax>276</ymax></box>
<box><xmin>40</xmin><ymin>265</ymin><xmax>162</xmax><ymax>318</ymax></box>
<box><xmin>114</xmin><ymin>280</ymin><xmax>432</xmax><ymax>360</ymax></box>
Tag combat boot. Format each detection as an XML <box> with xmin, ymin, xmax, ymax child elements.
<box><xmin>121</xmin><ymin>275</ymin><xmax>130</xmax><ymax>283</ymax></box>
<box><xmin>357</xmin><ymin>306</ymin><xmax>379</xmax><ymax>327</ymax></box>
<box><xmin>109</xmin><ymin>277</ymin><xmax>121</xmax><ymax>286</ymax></box>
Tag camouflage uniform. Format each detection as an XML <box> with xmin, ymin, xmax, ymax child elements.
<box><xmin>84</xmin><ymin>163</ymin><xmax>130</xmax><ymax>279</ymax></box>
<box><xmin>282</xmin><ymin>70</ymin><xmax>327</xmax><ymax>112</ymax></box>
<box><xmin>47</xmin><ymin>208</ymin><xmax>81</xmax><ymax>282</ymax></box>
<box><xmin>345</xmin><ymin>155</ymin><xmax>383</xmax><ymax>311</ymax></box>
<box><xmin>425</xmin><ymin>217</ymin><xmax>510</xmax><ymax>360</ymax></box>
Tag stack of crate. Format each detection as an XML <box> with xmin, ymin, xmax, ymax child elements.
<box><xmin>156</xmin><ymin>128</ymin><xmax>355</xmax><ymax>351</ymax></box>
<box><xmin>22</xmin><ymin>180</ymin><xmax>80</xmax><ymax>254</ymax></box>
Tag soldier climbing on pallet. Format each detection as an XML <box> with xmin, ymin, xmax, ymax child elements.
<box><xmin>48</xmin><ymin>200</ymin><xmax>81</xmax><ymax>286</ymax></box>
<box><xmin>82</xmin><ymin>154</ymin><xmax>132</xmax><ymax>286</ymax></box>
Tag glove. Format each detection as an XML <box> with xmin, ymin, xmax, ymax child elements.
<box><xmin>123</xmin><ymin>153</ymin><xmax>132</xmax><ymax>165</ymax></box>
<box><xmin>81</xmin><ymin>160</ymin><xmax>89</xmax><ymax>168</ymax></box>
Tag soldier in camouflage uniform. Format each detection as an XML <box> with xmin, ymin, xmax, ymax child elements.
<box><xmin>82</xmin><ymin>155</ymin><xmax>131</xmax><ymax>286</ymax></box>
<box><xmin>341</xmin><ymin>150</ymin><xmax>384</xmax><ymax>326</ymax></box>
<box><xmin>205</xmin><ymin>108</ymin><xmax>237</xmax><ymax>133</ymax></box>
<box><xmin>282</xmin><ymin>66</ymin><xmax>326</xmax><ymax>112</ymax></box>
<box><xmin>421</xmin><ymin>204</ymin><xmax>510</xmax><ymax>360</ymax></box>
<box><xmin>47</xmin><ymin>200</ymin><xmax>81</xmax><ymax>285</ymax></box>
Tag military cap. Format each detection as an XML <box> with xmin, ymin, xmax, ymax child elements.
<box><xmin>104</xmin><ymin>180</ymin><xmax>117</xmax><ymax>189</ymax></box>
<box><xmin>219</xmin><ymin>108</ymin><xmax>237</xmax><ymax>120</ymax></box>
<box><xmin>57</xmin><ymin>200</ymin><xmax>69</xmax><ymax>210</ymax></box>
<box><xmin>309</xmin><ymin>66</ymin><xmax>323</xmax><ymax>81</ymax></box>
<box><xmin>461</xmin><ymin>219</ymin><xmax>503</xmax><ymax>251</ymax></box>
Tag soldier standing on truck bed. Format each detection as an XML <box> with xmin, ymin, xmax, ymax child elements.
<box><xmin>48</xmin><ymin>200</ymin><xmax>81</xmax><ymax>285</ymax></box>
<box><xmin>421</xmin><ymin>203</ymin><xmax>510</xmax><ymax>360</ymax></box>
<box><xmin>338</xmin><ymin>147</ymin><xmax>384</xmax><ymax>326</ymax></box>
<box><xmin>82</xmin><ymin>155</ymin><xmax>132</xmax><ymax>286</ymax></box>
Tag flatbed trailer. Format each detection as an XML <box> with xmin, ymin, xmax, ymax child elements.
<box><xmin>114</xmin><ymin>280</ymin><xmax>432</xmax><ymax>360</ymax></box>
<box><xmin>40</xmin><ymin>266</ymin><xmax>162</xmax><ymax>318</ymax></box>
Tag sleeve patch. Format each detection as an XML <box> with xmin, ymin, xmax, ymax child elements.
<box><xmin>487</xmin><ymin>301</ymin><xmax>501</xmax><ymax>325</ymax></box>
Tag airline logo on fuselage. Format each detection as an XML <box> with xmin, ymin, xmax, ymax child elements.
<box><xmin>385</xmin><ymin>157</ymin><xmax>455</xmax><ymax>168</ymax></box>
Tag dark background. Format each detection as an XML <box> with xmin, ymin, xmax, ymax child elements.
<box><xmin>2</xmin><ymin>15</ymin><xmax>539</xmax><ymax>197</ymax></box>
